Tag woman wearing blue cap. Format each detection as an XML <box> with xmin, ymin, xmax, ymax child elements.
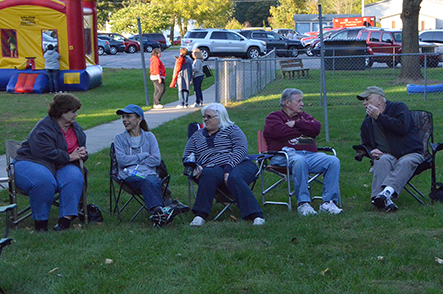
<box><xmin>114</xmin><ymin>104</ymin><xmax>176</xmax><ymax>226</ymax></box>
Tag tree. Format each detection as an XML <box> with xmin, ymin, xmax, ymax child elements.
<box><xmin>96</xmin><ymin>0</ymin><xmax>123</xmax><ymax>30</ymax></box>
<box><xmin>234</xmin><ymin>0</ymin><xmax>277</xmax><ymax>27</ymax></box>
<box><xmin>108</xmin><ymin>2</ymin><xmax>170</xmax><ymax>34</ymax></box>
<box><xmin>225</xmin><ymin>18</ymin><xmax>243</xmax><ymax>30</ymax></box>
<box><xmin>268</xmin><ymin>0</ymin><xmax>308</xmax><ymax>29</ymax></box>
<box><xmin>399</xmin><ymin>0</ymin><xmax>423</xmax><ymax>81</ymax></box>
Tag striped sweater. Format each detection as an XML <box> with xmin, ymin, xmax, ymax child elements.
<box><xmin>183</xmin><ymin>125</ymin><xmax>248</xmax><ymax>174</ymax></box>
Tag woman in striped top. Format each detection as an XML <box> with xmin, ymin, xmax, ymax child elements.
<box><xmin>183</xmin><ymin>103</ymin><xmax>265</xmax><ymax>226</ymax></box>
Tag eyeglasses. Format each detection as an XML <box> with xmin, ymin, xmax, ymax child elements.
<box><xmin>202</xmin><ymin>115</ymin><xmax>218</xmax><ymax>120</ymax></box>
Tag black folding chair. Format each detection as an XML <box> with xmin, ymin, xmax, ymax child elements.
<box><xmin>109</xmin><ymin>143</ymin><xmax>171</xmax><ymax>222</ymax></box>
<box><xmin>6</xmin><ymin>140</ymin><xmax>88</xmax><ymax>225</ymax></box>
<box><xmin>353</xmin><ymin>110</ymin><xmax>442</xmax><ymax>205</ymax></box>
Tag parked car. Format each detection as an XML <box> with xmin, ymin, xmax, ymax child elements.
<box><xmin>181</xmin><ymin>29</ymin><xmax>267</xmax><ymax>60</ymax></box>
<box><xmin>239</xmin><ymin>30</ymin><xmax>304</xmax><ymax>57</ymax></box>
<box><xmin>135</xmin><ymin>33</ymin><xmax>169</xmax><ymax>50</ymax></box>
<box><xmin>358</xmin><ymin>29</ymin><xmax>441</xmax><ymax>67</ymax></box>
<box><xmin>97</xmin><ymin>38</ymin><xmax>111</xmax><ymax>55</ymax></box>
<box><xmin>272</xmin><ymin>28</ymin><xmax>307</xmax><ymax>40</ymax></box>
<box><xmin>97</xmin><ymin>35</ymin><xmax>125</xmax><ymax>55</ymax></box>
<box><xmin>419</xmin><ymin>29</ymin><xmax>443</xmax><ymax>54</ymax></box>
<box><xmin>172</xmin><ymin>36</ymin><xmax>181</xmax><ymax>45</ymax></box>
<box><xmin>308</xmin><ymin>27</ymin><xmax>382</xmax><ymax>56</ymax></box>
<box><xmin>127</xmin><ymin>35</ymin><xmax>161</xmax><ymax>53</ymax></box>
<box><xmin>98</xmin><ymin>33</ymin><xmax>140</xmax><ymax>53</ymax></box>
<box><xmin>301</xmin><ymin>27</ymin><xmax>339</xmax><ymax>48</ymax></box>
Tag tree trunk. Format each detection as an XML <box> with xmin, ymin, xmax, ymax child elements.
<box><xmin>399</xmin><ymin>0</ymin><xmax>423</xmax><ymax>81</ymax></box>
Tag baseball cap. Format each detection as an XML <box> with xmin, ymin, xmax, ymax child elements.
<box><xmin>357</xmin><ymin>86</ymin><xmax>385</xmax><ymax>100</ymax></box>
<box><xmin>116</xmin><ymin>104</ymin><xmax>149</xmax><ymax>131</ymax></box>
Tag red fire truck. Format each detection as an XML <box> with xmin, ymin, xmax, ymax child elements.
<box><xmin>332</xmin><ymin>16</ymin><xmax>375</xmax><ymax>28</ymax></box>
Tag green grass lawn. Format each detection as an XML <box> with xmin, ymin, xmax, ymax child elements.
<box><xmin>1</xmin><ymin>68</ymin><xmax>443</xmax><ymax>293</ymax></box>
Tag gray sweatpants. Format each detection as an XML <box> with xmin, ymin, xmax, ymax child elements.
<box><xmin>370</xmin><ymin>152</ymin><xmax>425</xmax><ymax>198</ymax></box>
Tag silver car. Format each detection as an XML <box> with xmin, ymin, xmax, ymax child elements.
<box><xmin>181</xmin><ymin>29</ymin><xmax>267</xmax><ymax>60</ymax></box>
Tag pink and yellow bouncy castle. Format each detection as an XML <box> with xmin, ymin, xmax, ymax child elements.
<box><xmin>0</xmin><ymin>0</ymin><xmax>102</xmax><ymax>93</ymax></box>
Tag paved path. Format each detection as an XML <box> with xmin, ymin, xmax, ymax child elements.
<box><xmin>0</xmin><ymin>85</ymin><xmax>216</xmax><ymax>179</ymax></box>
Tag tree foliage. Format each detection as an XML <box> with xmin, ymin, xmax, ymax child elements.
<box><xmin>96</xmin><ymin>0</ymin><xmax>123</xmax><ymax>30</ymax></box>
<box><xmin>225</xmin><ymin>18</ymin><xmax>243</xmax><ymax>30</ymax></box>
<box><xmin>108</xmin><ymin>2</ymin><xmax>170</xmax><ymax>34</ymax></box>
<box><xmin>234</xmin><ymin>0</ymin><xmax>277</xmax><ymax>27</ymax></box>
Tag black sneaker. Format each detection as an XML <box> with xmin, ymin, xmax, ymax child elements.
<box><xmin>384</xmin><ymin>197</ymin><xmax>398</xmax><ymax>212</ymax></box>
<box><xmin>150</xmin><ymin>206</ymin><xmax>177</xmax><ymax>227</ymax></box>
<box><xmin>372</xmin><ymin>190</ymin><xmax>390</xmax><ymax>209</ymax></box>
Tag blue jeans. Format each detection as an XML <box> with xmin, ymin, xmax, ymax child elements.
<box><xmin>270</xmin><ymin>149</ymin><xmax>341</xmax><ymax>204</ymax></box>
<box><xmin>178</xmin><ymin>90</ymin><xmax>189</xmax><ymax>106</ymax></box>
<box><xmin>193</xmin><ymin>75</ymin><xmax>204</xmax><ymax>104</ymax></box>
<box><xmin>14</xmin><ymin>160</ymin><xmax>84</xmax><ymax>221</ymax></box>
<box><xmin>124</xmin><ymin>175</ymin><xmax>163</xmax><ymax>212</ymax></box>
<box><xmin>46</xmin><ymin>69</ymin><xmax>59</xmax><ymax>92</ymax></box>
<box><xmin>193</xmin><ymin>160</ymin><xmax>262</xmax><ymax>219</ymax></box>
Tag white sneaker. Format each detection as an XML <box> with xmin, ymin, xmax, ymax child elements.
<box><xmin>153</xmin><ymin>104</ymin><xmax>164</xmax><ymax>109</ymax></box>
<box><xmin>253</xmin><ymin>217</ymin><xmax>265</xmax><ymax>225</ymax></box>
<box><xmin>297</xmin><ymin>203</ymin><xmax>317</xmax><ymax>216</ymax></box>
<box><xmin>189</xmin><ymin>103</ymin><xmax>198</xmax><ymax>108</ymax></box>
<box><xmin>319</xmin><ymin>201</ymin><xmax>343</xmax><ymax>214</ymax></box>
<box><xmin>190</xmin><ymin>216</ymin><xmax>205</xmax><ymax>227</ymax></box>
<box><xmin>176</xmin><ymin>105</ymin><xmax>183</xmax><ymax>109</ymax></box>
<box><xmin>184</xmin><ymin>105</ymin><xmax>188</xmax><ymax>108</ymax></box>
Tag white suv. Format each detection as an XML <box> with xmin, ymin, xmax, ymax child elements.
<box><xmin>181</xmin><ymin>29</ymin><xmax>267</xmax><ymax>60</ymax></box>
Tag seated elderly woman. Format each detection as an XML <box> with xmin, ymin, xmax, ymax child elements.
<box><xmin>114</xmin><ymin>104</ymin><xmax>176</xmax><ymax>227</ymax></box>
<box><xmin>183</xmin><ymin>103</ymin><xmax>265</xmax><ymax>226</ymax></box>
<box><xmin>14</xmin><ymin>93</ymin><xmax>88</xmax><ymax>232</ymax></box>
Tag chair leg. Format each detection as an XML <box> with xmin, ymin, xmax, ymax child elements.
<box><xmin>404</xmin><ymin>184</ymin><xmax>426</xmax><ymax>205</ymax></box>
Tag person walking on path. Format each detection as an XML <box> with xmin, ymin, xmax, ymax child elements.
<box><xmin>44</xmin><ymin>44</ymin><xmax>61</xmax><ymax>93</ymax></box>
<box><xmin>170</xmin><ymin>48</ymin><xmax>192</xmax><ymax>109</ymax></box>
<box><xmin>190</xmin><ymin>49</ymin><xmax>204</xmax><ymax>107</ymax></box>
<box><xmin>150</xmin><ymin>48</ymin><xmax>166</xmax><ymax>109</ymax></box>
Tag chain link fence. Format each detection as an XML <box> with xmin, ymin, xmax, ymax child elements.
<box><xmin>213</xmin><ymin>52</ymin><xmax>443</xmax><ymax>111</ymax></box>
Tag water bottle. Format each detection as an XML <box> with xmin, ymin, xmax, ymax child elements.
<box><xmin>183</xmin><ymin>152</ymin><xmax>196</xmax><ymax>177</ymax></box>
<box><xmin>123</xmin><ymin>168</ymin><xmax>146</xmax><ymax>179</ymax></box>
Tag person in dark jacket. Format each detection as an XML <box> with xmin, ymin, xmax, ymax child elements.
<box><xmin>357</xmin><ymin>86</ymin><xmax>424</xmax><ymax>212</ymax></box>
<box><xmin>43</xmin><ymin>44</ymin><xmax>61</xmax><ymax>93</ymax></box>
<box><xmin>263</xmin><ymin>88</ymin><xmax>342</xmax><ymax>216</ymax></box>
<box><xmin>14</xmin><ymin>93</ymin><xmax>88</xmax><ymax>232</ymax></box>
<box><xmin>170</xmin><ymin>48</ymin><xmax>192</xmax><ymax>108</ymax></box>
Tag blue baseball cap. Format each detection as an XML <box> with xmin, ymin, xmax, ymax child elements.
<box><xmin>116</xmin><ymin>104</ymin><xmax>144</xmax><ymax>119</ymax></box>
<box><xmin>116</xmin><ymin>104</ymin><xmax>149</xmax><ymax>131</ymax></box>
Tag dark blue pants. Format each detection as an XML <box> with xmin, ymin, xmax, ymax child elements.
<box><xmin>193</xmin><ymin>75</ymin><xmax>204</xmax><ymax>104</ymax></box>
<box><xmin>46</xmin><ymin>69</ymin><xmax>59</xmax><ymax>92</ymax></box>
<box><xmin>193</xmin><ymin>160</ymin><xmax>263</xmax><ymax>220</ymax></box>
<box><xmin>125</xmin><ymin>175</ymin><xmax>163</xmax><ymax>212</ymax></box>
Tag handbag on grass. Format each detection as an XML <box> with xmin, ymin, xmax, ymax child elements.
<box><xmin>202</xmin><ymin>64</ymin><xmax>212</xmax><ymax>77</ymax></box>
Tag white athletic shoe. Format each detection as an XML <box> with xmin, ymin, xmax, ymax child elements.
<box><xmin>297</xmin><ymin>203</ymin><xmax>317</xmax><ymax>216</ymax></box>
<box><xmin>253</xmin><ymin>217</ymin><xmax>265</xmax><ymax>225</ymax></box>
<box><xmin>176</xmin><ymin>105</ymin><xmax>183</xmax><ymax>109</ymax></box>
<box><xmin>190</xmin><ymin>216</ymin><xmax>205</xmax><ymax>227</ymax></box>
<box><xmin>153</xmin><ymin>104</ymin><xmax>164</xmax><ymax>109</ymax></box>
<box><xmin>319</xmin><ymin>200</ymin><xmax>343</xmax><ymax>214</ymax></box>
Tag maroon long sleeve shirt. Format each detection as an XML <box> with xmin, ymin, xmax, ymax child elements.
<box><xmin>263</xmin><ymin>110</ymin><xmax>321</xmax><ymax>152</ymax></box>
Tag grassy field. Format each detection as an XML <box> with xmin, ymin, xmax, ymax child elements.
<box><xmin>1</xmin><ymin>68</ymin><xmax>443</xmax><ymax>293</ymax></box>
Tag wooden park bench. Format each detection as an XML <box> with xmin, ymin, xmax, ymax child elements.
<box><xmin>278</xmin><ymin>58</ymin><xmax>310</xmax><ymax>79</ymax></box>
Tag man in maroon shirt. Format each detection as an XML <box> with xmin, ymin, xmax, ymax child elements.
<box><xmin>263</xmin><ymin>88</ymin><xmax>342</xmax><ymax>216</ymax></box>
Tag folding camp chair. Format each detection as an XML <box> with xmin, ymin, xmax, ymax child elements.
<box><xmin>5</xmin><ymin>140</ymin><xmax>88</xmax><ymax>225</ymax></box>
<box><xmin>0</xmin><ymin>204</ymin><xmax>16</xmax><ymax>294</ymax></box>
<box><xmin>353</xmin><ymin>110</ymin><xmax>442</xmax><ymax>205</ymax></box>
<box><xmin>257</xmin><ymin>130</ymin><xmax>338</xmax><ymax>211</ymax></box>
<box><xmin>185</xmin><ymin>122</ymin><xmax>259</xmax><ymax>220</ymax></box>
<box><xmin>109</xmin><ymin>142</ymin><xmax>172</xmax><ymax>222</ymax></box>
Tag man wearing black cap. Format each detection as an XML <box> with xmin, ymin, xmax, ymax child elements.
<box><xmin>357</xmin><ymin>86</ymin><xmax>424</xmax><ymax>211</ymax></box>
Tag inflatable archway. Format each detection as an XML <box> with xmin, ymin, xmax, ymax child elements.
<box><xmin>0</xmin><ymin>0</ymin><xmax>102</xmax><ymax>93</ymax></box>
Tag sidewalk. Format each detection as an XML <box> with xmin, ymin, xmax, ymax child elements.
<box><xmin>0</xmin><ymin>85</ymin><xmax>216</xmax><ymax>179</ymax></box>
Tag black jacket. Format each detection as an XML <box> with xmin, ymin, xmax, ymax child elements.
<box><xmin>360</xmin><ymin>100</ymin><xmax>422</xmax><ymax>159</ymax></box>
<box><xmin>16</xmin><ymin>115</ymin><xmax>87</xmax><ymax>175</ymax></box>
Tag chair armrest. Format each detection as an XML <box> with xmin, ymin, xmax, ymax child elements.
<box><xmin>0</xmin><ymin>204</ymin><xmax>17</xmax><ymax>214</ymax></box>
<box><xmin>318</xmin><ymin>147</ymin><xmax>337</xmax><ymax>156</ymax></box>
<box><xmin>352</xmin><ymin>144</ymin><xmax>373</xmax><ymax>161</ymax></box>
<box><xmin>430</xmin><ymin>142</ymin><xmax>443</xmax><ymax>154</ymax></box>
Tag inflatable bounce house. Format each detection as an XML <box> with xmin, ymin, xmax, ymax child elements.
<box><xmin>0</xmin><ymin>0</ymin><xmax>102</xmax><ymax>94</ymax></box>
